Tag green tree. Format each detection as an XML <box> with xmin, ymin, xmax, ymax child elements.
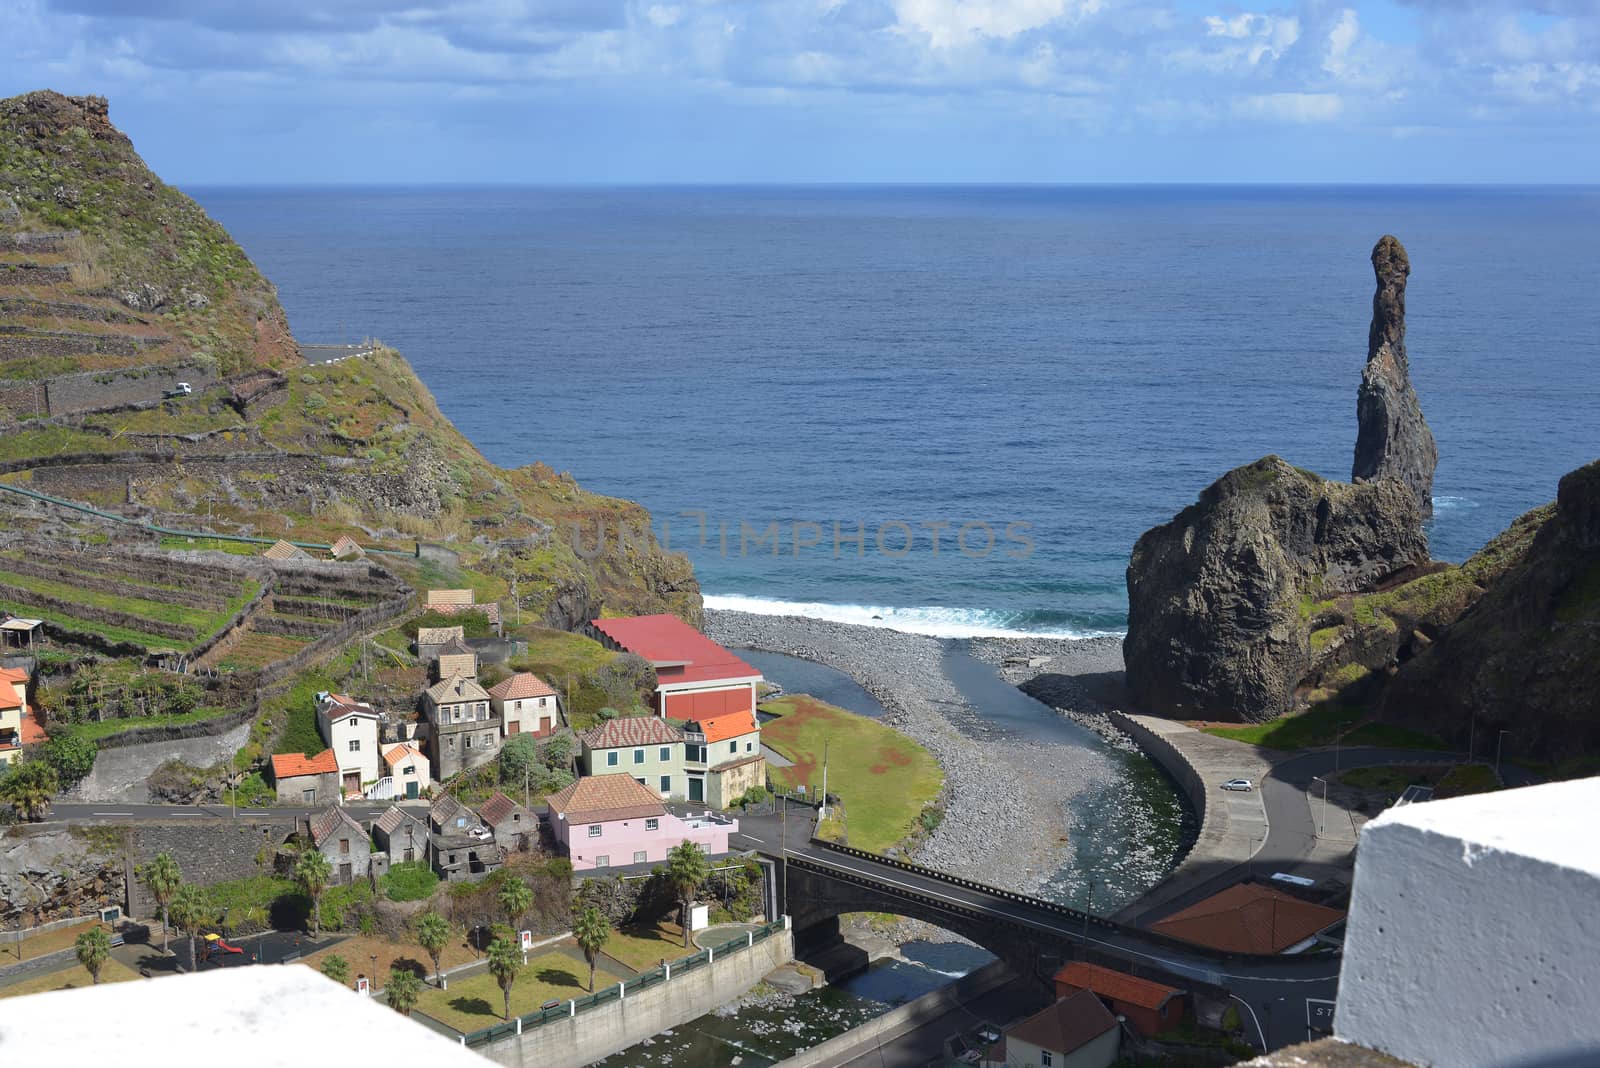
<box><xmin>416</xmin><ymin>911</ymin><xmax>450</xmax><ymax>987</ymax></box>
<box><xmin>167</xmin><ymin>883</ymin><xmax>210</xmax><ymax>972</ymax></box>
<box><xmin>139</xmin><ymin>852</ymin><xmax>183</xmax><ymax>955</ymax></box>
<box><xmin>486</xmin><ymin>936</ymin><xmax>523</xmax><ymax>1021</ymax></box>
<box><xmin>572</xmin><ymin>905</ymin><xmax>611</xmax><ymax>993</ymax></box>
<box><xmin>666</xmin><ymin>840</ymin><xmax>709</xmax><ymax>947</ymax></box>
<box><xmin>295</xmin><ymin>848</ymin><xmax>333</xmax><ymax>938</ymax></box>
<box><xmin>385</xmin><ymin>966</ymin><xmax>423</xmax><ymax>1016</ymax></box>
<box><xmin>74</xmin><ymin>926</ymin><xmax>111</xmax><ymax>985</ymax></box>
<box><xmin>0</xmin><ymin>760</ymin><xmax>59</xmax><ymax>821</ymax></box>
<box><xmin>321</xmin><ymin>953</ymin><xmax>351</xmax><ymax>986</ymax></box>
<box><xmin>41</xmin><ymin>734</ymin><xmax>96</xmax><ymax>787</ymax></box>
<box><xmin>595</xmin><ymin>653</ymin><xmax>656</xmax><ymax>712</ymax></box>
<box><xmin>497</xmin><ymin>875</ymin><xmax>533</xmax><ymax>929</ymax></box>
<box><xmin>539</xmin><ymin>734</ymin><xmax>574</xmax><ymax>770</ymax></box>
<box><xmin>499</xmin><ymin>734</ymin><xmax>539</xmax><ymax>786</ymax></box>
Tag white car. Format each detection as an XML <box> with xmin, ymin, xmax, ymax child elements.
<box><xmin>1221</xmin><ymin>778</ymin><xmax>1254</xmax><ymax>791</ymax></box>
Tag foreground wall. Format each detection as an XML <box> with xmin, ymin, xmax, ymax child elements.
<box><xmin>1336</xmin><ymin>778</ymin><xmax>1600</xmax><ymax>1068</ymax></box>
<box><xmin>480</xmin><ymin>929</ymin><xmax>793</xmax><ymax>1068</ymax></box>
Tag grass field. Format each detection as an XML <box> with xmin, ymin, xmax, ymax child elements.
<box><xmin>0</xmin><ymin>957</ymin><xmax>141</xmax><ymax>1000</ymax></box>
<box><xmin>600</xmin><ymin>919</ymin><xmax>688</xmax><ymax>970</ymax></box>
<box><xmin>0</xmin><ymin>918</ymin><xmax>98</xmax><ymax>964</ymax></box>
<box><xmin>412</xmin><ymin>952</ymin><xmax>627</xmax><ymax>1029</ymax></box>
<box><xmin>300</xmin><ymin>932</ymin><xmax>479</xmax><ymax>986</ymax></box>
<box><xmin>60</xmin><ymin>705</ymin><xmax>235</xmax><ymax>743</ymax></box>
<box><xmin>761</xmin><ymin>695</ymin><xmax>943</xmax><ymax>853</ymax></box>
<box><xmin>1202</xmin><ymin>703</ymin><xmax>1446</xmax><ymax>752</ymax></box>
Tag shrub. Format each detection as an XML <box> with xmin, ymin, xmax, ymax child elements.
<box><xmin>42</xmin><ymin>734</ymin><xmax>97</xmax><ymax>786</ymax></box>
<box><xmin>594</xmin><ymin>653</ymin><xmax>656</xmax><ymax>711</ymax></box>
<box><xmin>499</xmin><ymin>734</ymin><xmax>539</xmax><ymax>786</ymax></box>
<box><xmin>382</xmin><ymin>861</ymin><xmax>440</xmax><ymax>903</ymax></box>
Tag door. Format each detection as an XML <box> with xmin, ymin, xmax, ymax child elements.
<box><xmin>507</xmin><ymin>720</ymin><xmax>520</xmax><ymax>735</ymax></box>
<box><xmin>339</xmin><ymin>863</ymin><xmax>352</xmax><ymax>883</ymax></box>
<box><xmin>406</xmin><ymin>779</ymin><xmax>419</xmax><ymax>800</ymax></box>
<box><xmin>343</xmin><ymin>771</ymin><xmax>359</xmax><ymax>795</ymax></box>
<box><xmin>688</xmin><ymin>776</ymin><xmax>704</xmax><ymax>803</ymax></box>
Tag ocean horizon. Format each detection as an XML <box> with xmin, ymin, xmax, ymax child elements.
<box><xmin>193</xmin><ymin>184</ymin><xmax>1600</xmax><ymax>638</ymax></box>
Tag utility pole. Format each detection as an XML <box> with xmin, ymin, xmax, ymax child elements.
<box><xmin>1312</xmin><ymin>776</ymin><xmax>1328</xmax><ymax>839</ymax></box>
<box><xmin>1496</xmin><ymin>730</ymin><xmax>1510</xmax><ymax>780</ymax></box>
<box><xmin>523</xmin><ymin>761</ymin><xmax>530</xmax><ymax>813</ymax></box>
<box><xmin>820</xmin><ymin>737</ymin><xmax>829</xmax><ymax>821</ymax></box>
<box><xmin>780</xmin><ymin>797</ymin><xmax>788</xmax><ymax>920</ymax></box>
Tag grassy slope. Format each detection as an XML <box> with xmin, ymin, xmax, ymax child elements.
<box><xmin>761</xmin><ymin>695</ymin><xmax>943</xmax><ymax>853</ymax></box>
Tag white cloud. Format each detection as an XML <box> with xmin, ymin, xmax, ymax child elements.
<box><xmin>891</xmin><ymin>0</ymin><xmax>1096</xmax><ymax>49</ymax></box>
<box><xmin>1234</xmin><ymin>91</ymin><xmax>1343</xmax><ymax>121</ymax></box>
<box><xmin>644</xmin><ymin>4</ymin><xmax>681</xmax><ymax>28</ymax></box>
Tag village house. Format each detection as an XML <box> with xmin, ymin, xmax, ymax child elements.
<box><xmin>309</xmin><ymin>806</ymin><xmax>372</xmax><ymax>885</ymax></box>
<box><xmin>545</xmin><ymin>773</ymin><xmax>736</xmax><ymax>871</ymax></box>
<box><xmin>262</xmin><ymin>539</ymin><xmax>310</xmax><ymax>561</ymax></box>
<box><xmin>373</xmin><ymin>805</ymin><xmax>430</xmax><ymax>865</ymax></box>
<box><xmin>416</xmin><ymin>625</ymin><xmax>465</xmax><ymax>666</ymax></box>
<box><xmin>381</xmin><ymin>742</ymin><xmax>430</xmax><ymax>801</ymax></box>
<box><xmin>268</xmin><ymin>750</ymin><xmax>340</xmax><ymax>804</ymax></box>
<box><xmin>329</xmin><ymin>535</ymin><xmax>365</xmax><ymax>561</ymax></box>
<box><xmin>487</xmin><ymin>671</ymin><xmax>562</xmax><ymax>737</ymax></box>
<box><xmin>683</xmin><ymin>709</ymin><xmax>767</xmax><ymax>808</ymax></box>
<box><xmin>588</xmin><ymin>615</ymin><xmax>763</xmax><ymax>722</ymax></box>
<box><xmin>984</xmin><ymin>989</ymin><xmax>1121</xmax><ymax>1068</ymax></box>
<box><xmin>427</xmin><ymin>794</ymin><xmax>503</xmax><ymax>882</ymax></box>
<box><xmin>579</xmin><ymin>717</ymin><xmax>686</xmax><ymax>800</ymax></box>
<box><xmin>0</xmin><ymin>665</ymin><xmax>29</xmax><ymax>768</ymax></box>
<box><xmin>1147</xmin><ymin>883</ymin><xmax>1346</xmax><ymax>955</ymax></box>
<box><xmin>315</xmin><ymin>691</ymin><xmax>381</xmax><ymax>797</ymax></box>
<box><xmin>422</xmin><ymin>674</ymin><xmax>499</xmax><ymax>779</ymax></box>
<box><xmin>478</xmin><ymin>790</ymin><xmax>535</xmax><ymax>851</ymax></box>
<box><xmin>424</xmin><ymin>589</ymin><xmax>502</xmax><ymax>636</ymax></box>
<box><xmin>433</xmin><ymin>636</ymin><xmax>478</xmax><ymax>682</ymax></box>
<box><xmin>1052</xmin><ymin>961</ymin><xmax>1187</xmax><ymax>1039</ymax></box>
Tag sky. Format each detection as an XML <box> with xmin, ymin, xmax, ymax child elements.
<box><xmin>5</xmin><ymin>0</ymin><xmax>1599</xmax><ymax>183</ymax></box>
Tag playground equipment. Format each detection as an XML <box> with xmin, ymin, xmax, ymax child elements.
<box><xmin>198</xmin><ymin>933</ymin><xmax>248</xmax><ymax>965</ymax></box>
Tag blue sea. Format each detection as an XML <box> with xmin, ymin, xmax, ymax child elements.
<box><xmin>193</xmin><ymin>186</ymin><xmax>1600</xmax><ymax>637</ymax></box>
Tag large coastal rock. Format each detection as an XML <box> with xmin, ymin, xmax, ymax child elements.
<box><xmin>1125</xmin><ymin>456</ymin><xmax>1427</xmax><ymax>721</ymax></box>
<box><xmin>1353</xmin><ymin>235</ymin><xmax>1438</xmax><ymax>516</ymax></box>
<box><xmin>1379</xmin><ymin>459</ymin><xmax>1600</xmax><ymax>759</ymax></box>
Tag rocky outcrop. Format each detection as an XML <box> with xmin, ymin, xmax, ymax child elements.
<box><xmin>1378</xmin><ymin>459</ymin><xmax>1600</xmax><ymax>759</ymax></box>
<box><xmin>1353</xmin><ymin>235</ymin><xmax>1437</xmax><ymax>516</ymax></box>
<box><xmin>0</xmin><ymin>826</ymin><xmax>126</xmax><ymax>930</ymax></box>
<box><xmin>1125</xmin><ymin>457</ymin><xmax>1427</xmax><ymax>721</ymax></box>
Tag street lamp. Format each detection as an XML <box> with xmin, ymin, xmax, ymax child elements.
<box><xmin>1311</xmin><ymin>776</ymin><xmax>1329</xmax><ymax>840</ymax></box>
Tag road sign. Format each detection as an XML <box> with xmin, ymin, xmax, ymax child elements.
<box><xmin>356</xmin><ymin>976</ymin><xmax>369</xmax><ymax>995</ymax></box>
<box><xmin>1306</xmin><ymin>998</ymin><xmax>1336</xmax><ymax>1038</ymax></box>
<box><xmin>520</xmin><ymin>930</ymin><xmax>533</xmax><ymax>951</ymax></box>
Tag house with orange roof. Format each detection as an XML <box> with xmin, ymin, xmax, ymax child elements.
<box><xmin>329</xmin><ymin>535</ymin><xmax>364</xmax><ymax>561</ymax></box>
<box><xmin>1053</xmin><ymin>960</ymin><xmax>1188</xmax><ymax>1038</ymax></box>
<box><xmin>268</xmin><ymin>749</ymin><xmax>340</xmax><ymax>804</ymax></box>
<box><xmin>683</xmin><ymin>709</ymin><xmax>766</xmax><ymax>809</ymax></box>
<box><xmin>1147</xmin><ymin>882</ymin><xmax>1346</xmax><ymax>956</ymax></box>
<box><xmin>315</xmin><ymin>691</ymin><xmax>381</xmax><ymax>797</ymax></box>
<box><xmin>545</xmin><ymin>773</ymin><xmax>736</xmax><ymax>871</ymax></box>
<box><xmin>487</xmin><ymin>671</ymin><xmax>562</xmax><ymax>738</ymax></box>
<box><xmin>381</xmin><ymin>742</ymin><xmax>430</xmax><ymax>801</ymax></box>
<box><xmin>0</xmin><ymin>665</ymin><xmax>29</xmax><ymax>768</ymax></box>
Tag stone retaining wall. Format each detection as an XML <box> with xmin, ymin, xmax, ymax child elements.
<box><xmin>0</xmin><ymin>232</ymin><xmax>73</xmax><ymax>254</ymax></box>
<box><xmin>0</xmin><ymin>297</ymin><xmax>147</xmax><ymax>325</ymax></box>
<box><xmin>0</xmin><ymin>264</ymin><xmax>70</xmax><ymax>285</ymax></box>
<box><xmin>0</xmin><ymin>330</ymin><xmax>151</xmax><ymax>359</ymax></box>
<box><xmin>44</xmin><ymin>360</ymin><xmax>217</xmax><ymax>416</ymax></box>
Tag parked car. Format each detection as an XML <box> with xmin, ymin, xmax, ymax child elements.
<box><xmin>1221</xmin><ymin>778</ymin><xmax>1254</xmax><ymax>791</ymax></box>
<box><xmin>163</xmin><ymin>382</ymin><xmax>192</xmax><ymax>398</ymax></box>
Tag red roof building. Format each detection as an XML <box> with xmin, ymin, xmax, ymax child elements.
<box><xmin>1053</xmin><ymin>961</ymin><xmax>1188</xmax><ymax>1037</ymax></box>
<box><xmin>1148</xmin><ymin>884</ymin><xmax>1346</xmax><ymax>956</ymax></box>
<box><xmin>270</xmin><ymin>749</ymin><xmax>340</xmax><ymax>780</ymax></box>
<box><xmin>588</xmin><ymin>615</ymin><xmax>763</xmax><ymax>721</ymax></box>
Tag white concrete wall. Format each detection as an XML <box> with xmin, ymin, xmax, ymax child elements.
<box><xmin>1336</xmin><ymin>777</ymin><xmax>1600</xmax><ymax>1068</ymax></box>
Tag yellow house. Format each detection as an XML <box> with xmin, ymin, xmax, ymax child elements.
<box><xmin>0</xmin><ymin>666</ymin><xmax>30</xmax><ymax>768</ymax></box>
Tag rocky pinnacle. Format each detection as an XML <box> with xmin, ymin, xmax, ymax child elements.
<box><xmin>1353</xmin><ymin>234</ymin><xmax>1438</xmax><ymax>516</ymax></box>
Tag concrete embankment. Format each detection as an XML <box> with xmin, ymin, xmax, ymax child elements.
<box><xmin>1108</xmin><ymin>712</ymin><xmax>1270</xmax><ymax>925</ymax></box>
<box><xmin>479</xmin><ymin>929</ymin><xmax>794</xmax><ymax>1068</ymax></box>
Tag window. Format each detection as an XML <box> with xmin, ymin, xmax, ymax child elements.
<box><xmin>446</xmin><ymin>737</ymin><xmax>455</xmax><ymax>749</ymax></box>
<box><xmin>402</xmin><ymin>765</ymin><xmax>414</xmax><ymax>776</ymax></box>
<box><xmin>746</xmin><ymin>741</ymin><xmax>754</xmax><ymax>752</ymax></box>
<box><xmin>588</xmin><ymin>825</ymin><xmax>602</xmax><ymax>838</ymax></box>
<box><xmin>483</xmin><ymin>732</ymin><xmax>494</xmax><ymax>745</ymax></box>
<box><xmin>633</xmin><ymin>851</ymin><xmax>647</xmax><ymax>864</ymax></box>
<box><xmin>465</xmin><ymin>736</ymin><xmax>472</xmax><ymax>750</ymax></box>
<box><xmin>658</xmin><ymin>747</ymin><xmax>670</xmax><ymax>761</ymax></box>
<box><xmin>635</xmin><ymin>777</ymin><xmax>646</xmax><ymax>787</ymax></box>
<box><xmin>633</xmin><ymin>748</ymin><xmax>644</xmax><ymax>765</ymax></box>
<box><xmin>1041</xmin><ymin>1053</ymin><xmax>1053</xmax><ymax>1068</ymax></box>
<box><xmin>448</xmin><ymin>854</ymin><xmax>456</xmax><ymax>864</ymax></box>
<box><xmin>595</xmin><ymin>855</ymin><xmax>610</xmax><ymax>868</ymax></box>
<box><xmin>348</xmin><ymin>717</ymin><xmax>357</xmax><ymax>727</ymax></box>
<box><xmin>302</xmin><ymin>789</ymin><xmax>315</xmax><ymax>803</ymax></box>
<box><xmin>348</xmin><ymin>739</ymin><xmax>360</xmax><ymax>752</ymax></box>
<box><xmin>659</xmin><ymin>775</ymin><xmax>671</xmax><ymax>793</ymax></box>
<box><xmin>728</xmin><ymin>740</ymin><xmax>737</xmax><ymax>754</ymax></box>
<box><xmin>539</xmin><ymin>697</ymin><xmax>547</xmax><ymax>708</ymax></box>
<box><xmin>645</xmin><ymin>818</ymin><xmax>659</xmax><ymax>831</ymax></box>
<box><xmin>607</xmin><ymin>751</ymin><xmax>619</xmax><ymax>767</ymax></box>
<box><xmin>340</xmin><ymin>839</ymin><xmax>350</xmax><ymax>855</ymax></box>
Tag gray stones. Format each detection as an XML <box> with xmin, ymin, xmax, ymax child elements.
<box><xmin>0</xmin><ymin>195</ymin><xmax>18</xmax><ymax>224</ymax></box>
<box><xmin>1353</xmin><ymin>234</ymin><xmax>1438</xmax><ymax>517</ymax></box>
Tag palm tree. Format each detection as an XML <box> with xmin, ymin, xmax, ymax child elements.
<box><xmin>321</xmin><ymin>954</ymin><xmax>351</xmax><ymax>986</ymax></box>
<box><xmin>666</xmin><ymin>840</ymin><xmax>709</xmax><ymax>947</ymax></box>
<box><xmin>167</xmin><ymin>884</ymin><xmax>210</xmax><ymax>972</ymax></box>
<box><xmin>416</xmin><ymin>911</ymin><xmax>450</xmax><ymax>987</ymax></box>
<box><xmin>294</xmin><ymin>848</ymin><xmax>333</xmax><ymax>939</ymax></box>
<box><xmin>140</xmin><ymin>853</ymin><xmax>183</xmax><ymax>955</ymax></box>
<box><xmin>572</xmin><ymin>906</ymin><xmax>611</xmax><ymax>993</ymax></box>
<box><xmin>0</xmin><ymin>761</ymin><xmax>59</xmax><ymax>822</ymax></box>
<box><xmin>497</xmin><ymin>876</ymin><xmax>533</xmax><ymax>930</ymax></box>
<box><xmin>385</xmin><ymin>966</ymin><xmax>423</xmax><ymax>1016</ymax></box>
<box><xmin>486</xmin><ymin>936</ymin><xmax>523</xmax><ymax>1021</ymax></box>
<box><xmin>74</xmin><ymin>926</ymin><xmax>111</xmax><ymax>985</ymax></box>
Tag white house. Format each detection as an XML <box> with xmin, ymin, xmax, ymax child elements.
<box><xmin>487</xmin><ymin>671</ymin><xmax>563</xmax><ymax>737</ymax></box>
<box><xmin>382</xmin><ymin>742</ymin><xmax>430</xmax><ymax>801</ymax></box>
<box><xmin>315</xmin><ymin>691</ymin><xmax>381</xmax><ymax>797</ymax></box>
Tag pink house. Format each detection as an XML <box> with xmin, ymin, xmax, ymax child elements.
<box><xmin>545</xmin><ymin>773</ymin><xmax>737</xmax><ymax>871</ymax></box>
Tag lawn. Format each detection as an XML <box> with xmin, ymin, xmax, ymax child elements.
<box><xmin>597</xmin><ymin>919</ymin><xmax>687</xmax><ymax>971</ymax></box>
<box><xmin>0</xmin><ymin>957</ymin><xmax>141</xmax><ymax>1000</ymax></box>
<box><xmin>761</xmin><ymin>695</ymin><xmax>943</xmax><ymax>853</ymax></box>
<box><xmin>412</xmin><ymin>951</ymin><xmax>628</xmax><ymax>1030</ymax></box>
<box><xmin>60</xmin><ymin>705</ymin><xmax>235</xmax><ymax>743</ymax></box>
<box><xmin>1201</xmin><ymin>703</ymin><xmax>1362</xmax><ymax>750</ymax></box>
<box><xmin>300</xmin><ymin>931</ymin><xmax>479</xmax><ymax>987</ymax></box>
<box><xmin>509</xmin><ymin>625</ymin><xmax>614</xmax><ymax>680</ymax></box>
<box><xmin>1437</xmin><ymin>763</ymin><xmax>1501</xmax><ymax>798</ymax></box>
<box><xmin>0</xmin><ymin>918</ymin><xmax>98</xmax><ymax>964</ymax></box>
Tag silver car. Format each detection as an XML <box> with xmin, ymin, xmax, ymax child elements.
<box><xmin>1221</xmin><ymin>778</ymin><xmax>1254</xmax><ymax>791</ymax></box>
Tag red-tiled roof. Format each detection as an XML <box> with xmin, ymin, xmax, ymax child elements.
<box><xmin>546</xmin><ymin>774</ymin><xmax>666</xmax><ymax>824</ymax></box>
<box><xmin>488</xmin><ymin>672</ymin><xmax>557</xmax><ymax>701</ymax></box>
<box><xmin>581</xmin><ymin>716</ymin><xmax>684</xmax><ymax>750</ymax></box>
<box><xmin>1005</xmin><ymin>990</ymin><xmax>1118</xmax><ymax>1056</ymax></box>
<box><xmin>262</xmin><ymin>539</ymin><xmax>307</xmax><ymax>561</ymax></box>
<box><xmin>590</xmin><ymin>615</ymin><xmax>759</xmax><ymax>686</ymax></box>
<box><xmin>479</xmin><ymin>791</ymin><xmax>526</xmax><ymax>828</ymax></box>
<box><xmin>310</xmin><ymin>805</ymin><xmax>365</xmax><ymax>847</ymax></box>
<box><xmin>383</xmin><ymin>743</ymin><xmax>423</xmax><ymax>767</ymax></box>
<box><xmin>19</xmin><ymin>708</ymin><xmax>45</xmax><ymax>746</ymax></box>
<box><xmin>270</xmin><ymin>749</ymin><xmax>339</xmax><ymax>779</ymax></box>
<box><xmin>0</xmin><ymin>667</ymin><xmax>29</xmax><ymax>685</ymax></box>
<box><xmin>1149</xmin><ymin>883</ymin><xmax>1346</xmax><ymax>955</ymax></box>
<box><xmin>693</xmin><ymin>710</ymin><xmax>759</xmax><ymax>744</ymax></box>
<box><xmin>375</xmin><ymin>805</ymin><xmax>424</xmax><ymax>838</ymax></box>
<box><xmin>1053</xmin><ymin>961</ymin><xmax>1183</xmax><ymax>1011</ymax></box>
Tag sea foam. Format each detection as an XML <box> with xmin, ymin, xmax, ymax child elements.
<box><xmin>703</xmin><ymin>594</ymin><xmax>1122</xmax><ymax>639</ymax></box>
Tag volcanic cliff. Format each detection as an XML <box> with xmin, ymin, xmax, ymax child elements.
<box><xmin>0</xmin><ymin>90</ymin><xmax>699</xmax><ymax>628</ymax></box>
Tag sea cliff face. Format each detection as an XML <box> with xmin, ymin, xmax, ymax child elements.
<box><xmin>0</xmin><ymin>90</ymin><xmax>699</xmax><ymax>627</ymax></box>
